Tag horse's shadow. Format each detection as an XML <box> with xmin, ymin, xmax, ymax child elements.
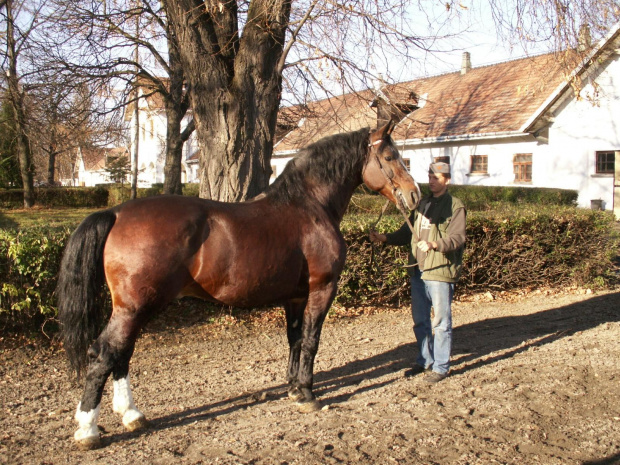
<box><xmin>105</xmin><ymin>291</ymin><xmax>619</xmax><ymax>444</ymax></box>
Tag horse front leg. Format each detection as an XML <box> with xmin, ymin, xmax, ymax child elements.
<box><xmin>294</xmin><ymin>283</ymin><xmax>337</xmax><ymax>413</ymax></box>
<box><xmin>284</xmin><ymin>298</ymin><xmax>308</xmax><ymax>403</ymax></box>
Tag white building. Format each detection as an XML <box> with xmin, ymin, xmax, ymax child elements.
<box><xmin>72</xmin><ymin>146</ymin><xmax>130</xmax><ymax>186</ymax></box>
<box><xmin>71</xmin><ymin>92</ymin><xmax>199</xmax><ymax>188</ymax></box>
<box><xmin>275</xmin><ymin>23</ymin><xmax>620</xmax><ymax>216</ymax></box>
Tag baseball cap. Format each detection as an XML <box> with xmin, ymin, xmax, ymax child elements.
<box><xmin>429</xmin><ymin>162</ymin><xmax>451</xmax><ymax>176</ymax></box>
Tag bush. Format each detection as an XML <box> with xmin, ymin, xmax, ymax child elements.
<box><xmin>0</xmin><ymin>187</ymin><xmax>109</xmax><ymax>209</ymax></box>
<box><xmin>0</xmin><ymin>227</ymin><xmax>71</xmax><ymax>329</ymax></box>
<box><xmin>335</xmin><ymin>207</ymin><xmax>618</xmax><ymax>307</ymax></box>
<box><xmin>106</xmin><ymin>183</ymin><xmax>200</xmax><ymax>206</ymax></box>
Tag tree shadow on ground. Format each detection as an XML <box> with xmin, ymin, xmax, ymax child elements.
<box><xmin>118</xmin><ymin>291</ymin><xmax>619</xmax><ymax>443</ymax></box>
<box><xmin>0</xmin><ymin>211</ymin><xmax>19</xmax><ymax>229</ymax></box>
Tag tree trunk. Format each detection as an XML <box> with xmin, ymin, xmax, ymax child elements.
<box><xmin>162</xmin><ymin>100</ymin><xmax>185</xmax><ymax>195</ymax></box>
<box><xmin>130</xmin><ymin>14</ymin><xmax>140</xmax><ymax>200</ymax></box>
<box><xmin>163</xmin><ymin>0</ymin><xmax>290</xmax><ymax>202</ymax></box>
<box><xmin>163</xmin><ymin>30</ymin><xmax>191</xmax><ymax>196</ymax></box>
<box><xmin>5</xmin><ymin>0</ymin><xmax>35</xmax><ymax>207</ymax></box>
<box><xmin>130</xmin><ymin>83</ymin><xmax>139</xmax><ymax>200</ymax></box>
<box><xmin>47</xmin><ymin>145</ymin><xmax>56</xmax><ymax>185</ymax></box>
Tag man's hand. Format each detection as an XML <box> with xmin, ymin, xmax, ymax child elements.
<box><xmin>417</xmin><ymin>240</ymin><xmax>436</xmax><ymax>252</ymax></box>
<box><xmin>369</xmin><ymin>230</ymin><xmax>387</xmax><ymax>243</ymax></box>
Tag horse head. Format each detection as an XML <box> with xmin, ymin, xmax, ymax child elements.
<box><xmin>362</xmin><ymin>121</ymin><xmax>421</xmax><ymax>212</ymax></box>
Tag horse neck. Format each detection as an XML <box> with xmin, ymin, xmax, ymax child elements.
<box><xmin>307</xmin><ymin>177</ymin><xmax>360</xmax><ymax>224</ymax></box>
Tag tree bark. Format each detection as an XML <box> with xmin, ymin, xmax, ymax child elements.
<box><xmin>163</xmin><ymin>0</ymin><xmax>290</xmax><ymax>202</ymax></box>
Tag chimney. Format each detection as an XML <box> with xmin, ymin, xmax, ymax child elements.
<box><xmin>461</xmin><ymin>52</ymin><xmax>471</xmax><ymax>75</ymax></box>
<box><xmin>578</xmin><ymin>24</ymin><xmax>591</xmax><ymax>52</ymax></box>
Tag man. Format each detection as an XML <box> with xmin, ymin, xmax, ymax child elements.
<box><xmin>369</xmin><ymin>162</ymin><xmax>466</xmax><ymax>383</ymax></box>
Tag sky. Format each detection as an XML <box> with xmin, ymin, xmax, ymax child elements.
<box><xmin>393</xmin><ymin>0</ymin><xmax>552</xmax><ymax>80</ymax></box>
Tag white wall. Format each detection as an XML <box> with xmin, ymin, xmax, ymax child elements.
<box><xmin>401</xmin><ymin>136</ymin><xmax>539</xmax><ymax>189</ymax></box>
<box><xmin>270</xmin><ymin>155</ymin><xmax>294</xmax><ymax>183</ymax></box>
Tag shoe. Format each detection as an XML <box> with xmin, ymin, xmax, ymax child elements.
<box><xmin>424</xmin><ymin>371</ymin><xmax>448</xmax><ymax>384</ymax></box>
<box><xmin>404</xmin><ymin>365</ymin><xmax>430</xmax><ymax>378</ymax></box>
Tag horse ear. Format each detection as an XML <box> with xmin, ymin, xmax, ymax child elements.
<box><xmin>371</xmin><ymin>120</ymin><xmax>395</xmax><ymax>144</ymax></box>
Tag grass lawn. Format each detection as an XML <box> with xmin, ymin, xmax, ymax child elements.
<box><xmin>0</xmin><ymin>207</ymin><xmax>102</xmax><ymax>230</ymax></box>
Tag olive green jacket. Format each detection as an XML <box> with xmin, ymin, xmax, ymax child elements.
<box><xmin>385</xmin><ymin>193</ymin><xmax>466</xmax><ymax>283</ymax></box>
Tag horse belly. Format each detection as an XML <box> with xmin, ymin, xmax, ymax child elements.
<box><xmin>190</xmin><ymin>252</ymin><xmax>306</xmax><ymax>308</ymax></box>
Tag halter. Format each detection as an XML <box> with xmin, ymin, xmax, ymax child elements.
<box><xmin>367</xmin><ymin>138</ymin><xmax>415</xmax><ymax>234</ymax></box>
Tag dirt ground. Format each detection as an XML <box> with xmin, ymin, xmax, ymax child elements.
<box><xmin>1</xmin><ymin>288</ymin><xmax>619</xmax><ymax>465</ymax></box>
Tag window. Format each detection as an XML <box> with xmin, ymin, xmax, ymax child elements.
<box><xmin>433</xmin><ymin>156</ymin><xmax>450</xmax><ymax>164</ymax></box>
<box><xmin>402</xmin><ymin>158</ymin><xmax>411</xmax><ymax>171</ymax></box>
<box><xmin>470</xmin><ymin>155</ymin><xmax>488</xmax><ymax>174</ymax></box>
<box><xmin>513</xmin><ymin>153</ymin><xmax>532</xmax><ymax>183</ymax></box>
<box><xmin>596</xmin><ymin>151</ymin><xmax>615</xmax><ymax>174</ymax></box>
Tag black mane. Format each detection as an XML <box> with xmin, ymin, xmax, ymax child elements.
<box><xmin>265</xmin><ymin>127</ymin><xmax>371</xmax><ymax>204</ymax></box>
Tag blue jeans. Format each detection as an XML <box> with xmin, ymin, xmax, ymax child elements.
<box><xmin>410</xmin><ymin>268</ymin><xmax>454</xmax><ymax>375</ymax></box>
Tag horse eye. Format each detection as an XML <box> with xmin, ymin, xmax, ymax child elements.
<box><xmin>384</xmin><ymin>156</ymin><xmax>393</xmax><ymax>162</ymax></box>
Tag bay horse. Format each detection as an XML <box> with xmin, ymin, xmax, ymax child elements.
<box><xmin>56</xmin><ymin>121</ymin><xmax>420</xmax><ymax>449</ymax></box>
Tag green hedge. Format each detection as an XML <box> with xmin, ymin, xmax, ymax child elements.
<box><xmin>0</xmin><ymin>187</ymin><xmax>109</xmax><ymax>209</ymax></box>
<box><xmin>1</xmin><ymin>184</ymin><xmax>577</xmax><ymax>211</ymax></box>
<box><xmin>346</xmin><ymin>185</ymin><xmax>578</xmax><ymax>214</ymax></box>
<box><xmin>0</xmin><ymin>184</ymin><xmax>201</xmax><ymax>209</ymax></box>
<box><xmin>337</xmin><ymin>207</ymin><xmax>618</xmax><ymax>307</ymax></box>
<box><xmin>0</xmin><ymin>227</ymin><xmax>71</xmax><ymax>328</ymax></box>
<box><xmin>0</xmin><ymin>205</ymin><xmax>617</xmax><ymax>334</ymax></box>
<box><xmin>105</xmin><ymin>183</ymin><xmax>199</xmax><ymax>205</ymax></box>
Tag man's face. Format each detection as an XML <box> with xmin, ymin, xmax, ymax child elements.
<box><xmin>428</xmin><ymin>173</ymin><xmax>450</xmax><ymax>197</ymax></box>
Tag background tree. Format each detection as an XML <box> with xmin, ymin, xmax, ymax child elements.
<box><xmin>0</xmin><ymin>0</ymin><xmax>42</xmax><ymax>206</ymax></box>
<box><xmin>27</xmin><ymin>78</ymin><xmax>127</xmax><ymax>186</ymax></box>
<box><xmin>46</xmin><ymin>0</ymin><xmax>193</xmax><ymax>195</ymax></box>
<box><xmin>104</xmin><ymin>155</ymin><xmax>132</xmax><ymax>184</ymax></box>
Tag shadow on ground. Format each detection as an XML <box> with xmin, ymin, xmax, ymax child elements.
<box><xmin>123</xmin><ymin>291</ymin><xmax>619</xmax><ymax>443</ymax></box>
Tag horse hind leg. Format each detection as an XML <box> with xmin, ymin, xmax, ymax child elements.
<box><xmin>73</xmin><ymin>336</ymin><xmax>113</xmax><ymax>450</ymax></box>
<box><xmin>284</xmin><ymin>298</ymin><xmax>307</xmax><ymax>403</ymax></box>
<box><xmin>73</xmin><ymin>314</ymin><xmax>146</xmax><ymax>449</ymax></box>
<box><xmin>112</xmin><ymin>349</ymin><xmax>148</xmax><ymax>432</ymax></box>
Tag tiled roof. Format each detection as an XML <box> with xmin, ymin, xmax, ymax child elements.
<box><xmin>80</xmin><ymin>146</ymin><xmax>129</xmax><ymax>171</ymax></box>
<box><xmin>275</xmin><ymin>52</ymin><xmax>571</xmax><ymax>152</ymax></box>
<box><xmin>391</xmin><ymin>53</ymin><xmax>569</xmax><ymax>141</ymax></box>
<box><xmin>274</xmin><ymin>90</ymin><xmax>378</xmax><ymax>152</ymax></box>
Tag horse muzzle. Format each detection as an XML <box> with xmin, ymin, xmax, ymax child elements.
<box><xmin>395</xmin><ymin>182</ymin><xmax>421</xmax><ymax>211</ymax></box>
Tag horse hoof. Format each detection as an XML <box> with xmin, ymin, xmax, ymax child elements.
<box><xmin>288</xmin><ymin>387</ymin><xmax>305</xmax><ymax>403</ymax></box>
<box><xmin>124</xmin><ymin>416</ymin><xmax>149</xmax><ymax>432</ymax></box>
<box><xmin>296</xmin><ymin>399</ymin><xmax>322</xmax><ymax>413</ymax></box>
<box><xmin>75</xmin><ymin>435</ymin><xmax>101</xmax><ymax>451</ymax></box>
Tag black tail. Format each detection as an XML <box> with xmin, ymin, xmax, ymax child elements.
<box><xmin>56</xmin><ymin>209</ymin><xmax>117</xmax><ymax>379</ymax></box>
